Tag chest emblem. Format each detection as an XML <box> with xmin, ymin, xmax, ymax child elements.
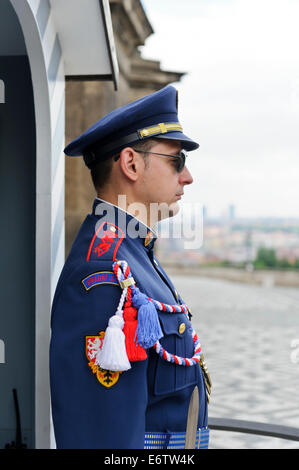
<box><xmin>85</xmin><ymin>332</ymin><xmax>120</xmax><ymax>388</ymax></box>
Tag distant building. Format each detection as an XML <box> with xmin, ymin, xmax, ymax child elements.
<box><xmin>229</xmin><ymin>204</ymin><xmax>236</xmax><ymax>220</ymax></box>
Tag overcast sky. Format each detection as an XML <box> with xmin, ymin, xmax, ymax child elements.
<box><xmin>141</xmin><ymin>0</ymin><xmax>299</xmax><ymax>218</ymax></box>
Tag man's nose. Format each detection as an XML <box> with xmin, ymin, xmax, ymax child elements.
<box><xmin>179</xmin><ymin>166</ymin><xmax>193</xmax><ymax>185</ymax></box>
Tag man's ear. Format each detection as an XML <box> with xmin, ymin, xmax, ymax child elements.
<box><xmin>118</xmin><ymin>147</ymin><xmax>144</xmax><ymax>182</ymax></box>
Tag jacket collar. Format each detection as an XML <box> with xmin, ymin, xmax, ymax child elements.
<box><xmin>92</xmin><ymin>198</ymin><xmax>157</xmax><ymax>250</ymax></box>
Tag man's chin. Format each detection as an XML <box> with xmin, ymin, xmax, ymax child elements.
<box><xmin>149</xmin><ymin>201</ymin><xmax>181</xmax><ymax>225</ymax></box>
<box><xmin>158</xmin><ymin>201</ymin><xmax>180</xmax><ymax>221</ymax></box>
<box><xmin>168</xmin><ymin>201</ymin><xmax>180</xmax><ymax>218</ymax></box>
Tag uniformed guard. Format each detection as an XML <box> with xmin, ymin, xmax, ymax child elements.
<box><xmin>50</xmin><ymin>85</ymin><xmax>211</xmax><ymax>449</ymax></box>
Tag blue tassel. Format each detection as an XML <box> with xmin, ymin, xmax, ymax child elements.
<box><xmin>131</xmin><ymin>288</ymin><xmax>163</xmax><ymax>349</ymax></box>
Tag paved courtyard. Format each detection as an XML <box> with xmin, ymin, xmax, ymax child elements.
<box><xmin>171</xmin><ymin>273</ymin><xmax>299</xmax><ymax>449</ymax></box>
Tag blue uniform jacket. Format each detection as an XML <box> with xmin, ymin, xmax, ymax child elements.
<box><xmin>50</xmin><ymin>199</ymin><xmax>208</xmax><ymax>449</ymax></box>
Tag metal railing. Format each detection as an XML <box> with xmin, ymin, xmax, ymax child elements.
<box><xmin>209</xmin><ymin>417</ymin><xmax>299</xmax><ymax>442</ymax></box>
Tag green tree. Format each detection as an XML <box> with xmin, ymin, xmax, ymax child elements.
<box><xmin>294</xmin><ymin>259</ymin><xmax>299</xmax><ymax>270</ymax></box>
<box><xmin>277</xmin><ymin>258</ymin><xmax>292</xmax><ymax>269</ymax></box>
<box><xmin>254</xmin><ymin>247</ymin><xmax>277</xmax><ymax>268</ymax></box>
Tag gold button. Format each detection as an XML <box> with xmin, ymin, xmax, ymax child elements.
<box><xmin>178</xmin><ymin>323</ymin><xmax>186</xmax><ymax>334</ymax></box>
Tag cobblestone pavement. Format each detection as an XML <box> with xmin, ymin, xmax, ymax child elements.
<box><xmin>170</xmin><ymin>273</ymin><xmax>299</xmax><ymax>449</ymax></box>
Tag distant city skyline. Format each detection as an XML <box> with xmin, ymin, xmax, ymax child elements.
<box><xmin>157</xmin><ymin>202</ymin><xmax>299</xmax><ymax>267</ymax></box>
<box><xmin>141</xmin><ymin>0</ymin><xmax>299</xmax><ymax>218</ymax></box>
<box><xmin>200</xmin><ymin>204</ymin><xmax>299</xmax><ymax>221</ymax></box>
<box><xmin>164</xmin><ymin>201</ymin><xmax>299</xmax><ymax>223</ymax></box>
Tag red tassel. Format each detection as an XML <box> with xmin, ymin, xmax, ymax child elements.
<box><xmin>123</xmin><ymin>301</ymin><xmax>147</xmax><ymax>361</ymax></box>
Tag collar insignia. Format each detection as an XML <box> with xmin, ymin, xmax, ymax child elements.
<box><xmin>144</xmin><ymin>231</ymin><xmax>154</xmax><ymax>247</ymax></box>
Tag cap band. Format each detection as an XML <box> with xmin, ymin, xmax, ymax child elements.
<box><xmin>84</xmin><ymin>121</ymin><xmax>183</xmax><ymax>168</ymax></box>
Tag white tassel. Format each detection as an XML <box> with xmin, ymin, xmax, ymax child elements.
<box><xmin>96</xmin><ymin>311</ymin><xmax>131</xmax><ymax>372</ymax></box>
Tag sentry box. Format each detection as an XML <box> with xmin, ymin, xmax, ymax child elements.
<box><xmin>0</xmin><ymin>0</ymin><xmax>118</xmax><ymax>449</ymax></box>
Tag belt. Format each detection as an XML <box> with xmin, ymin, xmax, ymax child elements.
<box><xmin>144</xmin><ymin>428</ymin><xmax>209</xmax><ymax>449</ymax></box>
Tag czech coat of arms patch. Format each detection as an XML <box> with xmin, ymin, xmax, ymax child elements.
<box><xmin>85</xmin><ymin>332</ymin><xmax>120</xmax><ymax>388</ymax></box>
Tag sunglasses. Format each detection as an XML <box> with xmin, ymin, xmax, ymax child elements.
<box><xmin>133</xmin><ymin>148</ymin><xmax>188</xmax><ymax>173</ymax></box>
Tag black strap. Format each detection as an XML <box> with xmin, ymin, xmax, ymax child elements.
<box><xmin>83</xmin><ymin>122</ymin><xmax>182</xmax><ymax>167</ymax></box>
<box><xmin>84</xmin><ymin>132</ymin><xmax>140</xmax><ymax>167</ymax></box>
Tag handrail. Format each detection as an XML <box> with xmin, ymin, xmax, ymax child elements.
<box><xmin>209</xmin><ymin>417</ymin><xmax>299</xmax><ymax>442</ymax></box>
